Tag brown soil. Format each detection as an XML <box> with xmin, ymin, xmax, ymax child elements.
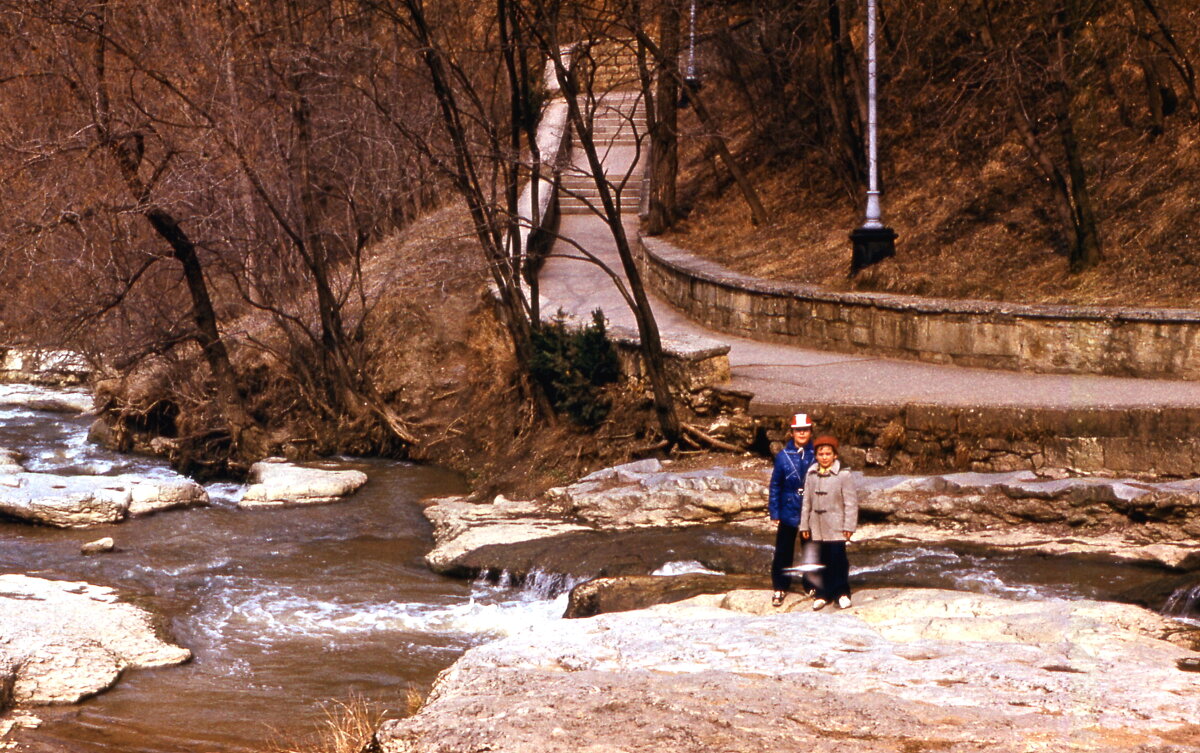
<box><xmin>90</xmin><ymin>201</ymin><xmax>733</xmax><ymax>495</ymax></box>
<box><xmin>347</xmin><ymin>206</ymin><xmax>696</xmax><ymax>497</ymax></box>
<box><xmin>665</xmin><ymin>100</ymin><xmax>1200</xmax><ymax>309</ymax></box>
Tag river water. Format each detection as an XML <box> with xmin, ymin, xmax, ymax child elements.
<box><xmin>1</xmin><ymin>385</ymin><xmax>571</xmax><ymax>752</ymax></box>
<box><xmin>1</xmin><ymin>384</ymin><xmax>1197</xmax><ymax>752</ymax></box>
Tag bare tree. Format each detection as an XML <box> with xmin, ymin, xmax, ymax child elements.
<box><xmin>364</xmin><ymin>0</ymin><xmax>555</xmax><ymax>421</ymax></box>
<box><xmin>981</xmin><ymin>0</ymin><xmax>1102</xmax><ymax>272</ymax></box>
<box><xmin>0</xmin><ymin>0</ymin><xmax>428</xmax><ymax>470</ymax></box>
<box><xmin>0</xmin><ymin>0</ymin><xmax>266</xmax><ymax>462</ymax></box>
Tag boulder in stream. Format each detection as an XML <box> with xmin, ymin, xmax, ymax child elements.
<box><xmin>422</xmin><ymin>495</ymin><xmax>592</xmax><ymax>576</ymax></box>
<box><xmin>0</xmin><ymin>473</ymin><xmax>208</xmax><ymax>528</ymax></box>
<box><xmin>375</xmin><ymin>588</ymin><xmax>1200</xmax><ymax>753</ymax></box>
<box><xmin>238</xmin><ymin>458</ymin><xmax>368</xmax><ymax>508</ymax></box>
<box><xmin>0</xmin><ymin>574</ymin><xmax>191</xmax><ymax>706</ymax></box>
<box><xmin>80</xmin><ymin>537</ymin><xmax>115</xmax><ymax>555</ymax></box>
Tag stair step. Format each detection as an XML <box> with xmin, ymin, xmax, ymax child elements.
<box><xmin>560</xmin><ymin>193</ymin><xmax>642</xmax><ymax>203</ymax></box>
<box><xmin>589</xmin><ymin>127</ymin><xmax>643</xmax><ymax>136</ymax></box>
<box><xmin>589</xmin><ymin>136</ymin><xmax>641</xmax><ymax>143</ymax></box>
<box><xmin>559</xmin><ymin>204</ymin><xmax>641</xmax><ymax>215</ymax></box>
<box><xmin>560</xmin><ymin>180</ymin><xmax>642</xmax><ymax>191</ymax></box>
<box><xmin>560</xmin><ymin>190</ymin><xmax>642</xmax><ymax>198</ymax></box>
<box><xmin>559</xmin><ymin>193</ymin><xmax>642</xmax><ymax>203</ymax></box>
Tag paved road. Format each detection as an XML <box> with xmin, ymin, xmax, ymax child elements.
<box><xmin>539</xmin><ymin>149</ymin><xmax>1200</xmax><ymax>415</ymax></box>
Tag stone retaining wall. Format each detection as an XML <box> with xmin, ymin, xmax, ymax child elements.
<box><xmin>638</xmin><ymin>235</ymin><xmax>1200</xmax><ymax>381</ymax></box>
<box><xmin>606</xmin><ymin>324</ymin><xmax>731</xmax><ymax>397</ymax></box>
<box><xmin>756</xmin><ymin>402</ymin><xmax>1200</xmax><ymax>477</ymax></box>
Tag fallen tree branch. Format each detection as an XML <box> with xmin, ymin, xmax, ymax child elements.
<box><xmin>682</xmin><ymin>423</ymin><xmax>745</xmax><ymax>453</ymax></box>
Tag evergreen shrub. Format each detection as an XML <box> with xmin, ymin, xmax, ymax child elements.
<box><xmin>530</xmin><ymin>309</ymin><xmax>620</xmax><ymax>427</ymax></box>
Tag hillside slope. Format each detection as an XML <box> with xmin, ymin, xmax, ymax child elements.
<box><xmin>664</xmin><ymin>2</ymin><xmax>1200</xmax><ymax>307</ymax></box>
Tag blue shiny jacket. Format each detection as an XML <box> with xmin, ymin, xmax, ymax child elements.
<box><xmin>768</xmin><ymin>439</ymin><xmax>815</xmax><ymax>526</ymax></box>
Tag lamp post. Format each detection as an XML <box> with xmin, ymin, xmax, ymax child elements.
<box><xmin>678</xmin><ymin>0</ymin><xmax>700</xmax><ymax>107</ymax></box>
<box><xmin>849</xmin><ymin>0</ymin><xmax>897</xmax><ymax>275</ymax></box>
<box><xmin>685</xmin><ymin>0</ymin><xmax>698</xmax><ymax>86</ymax></box>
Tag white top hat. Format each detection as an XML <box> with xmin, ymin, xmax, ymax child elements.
<box><xmin>790</xmin><ymin>413</ymin><xmax>813</xmax><ymax>429</ymax></box>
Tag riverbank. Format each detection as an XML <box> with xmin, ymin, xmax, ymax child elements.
<box><xmin>1</xmin><ymin>384</ymin><xmax>497</xmax><ymax>753</ymax></box>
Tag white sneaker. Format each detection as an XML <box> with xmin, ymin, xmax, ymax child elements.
<box><xmin>837</xmin><ymin>595</ymin><xmax>852</xmax><ymax>609</ymax></box>
<box><xmin>811</xmin><ymin>598</ymin><xmax>828</xmax><ymax>611</ymax></box>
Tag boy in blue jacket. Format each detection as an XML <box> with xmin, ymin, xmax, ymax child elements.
<box><xmin>768</xmin><ymin>412</ymin><xmax>816</xmax><ymax>606</ymax></box>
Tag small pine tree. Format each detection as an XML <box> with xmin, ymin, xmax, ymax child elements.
<box><xmin>530</xmin><ymin>309</ymin><xmax>620</xmax><ymax>427</ymax></box>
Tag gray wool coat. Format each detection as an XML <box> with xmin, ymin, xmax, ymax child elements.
<box><xmin>799</xmin><ymin>460</ymin><xmax>859</xmax><ymax>541</ymax></box>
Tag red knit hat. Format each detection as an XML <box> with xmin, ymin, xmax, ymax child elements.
<box><xmin>812</xmin><ymin>435</ymin><xmax>839</xmax><ymax>452</ymax></box>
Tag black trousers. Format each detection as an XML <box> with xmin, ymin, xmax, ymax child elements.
<box><xmin>771</xmin><ymin>523</ymin><xmax>820</xmax><ymax>593</ymax></box>
<box><xmin>813</xmin><ymin>540</ymin><xmax>851</xmax><ymax>601</ymax></box>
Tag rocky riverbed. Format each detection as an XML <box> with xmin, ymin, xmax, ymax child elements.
<box><xmin>423</xmin><ymin>458</ymin><xmax>1200</xmax><ymax>576</ymax></box>
<box><xmin>0</xmin><ymin>383</ymin><xmax>384</xmax><ymax>750</ymax></box>
<box><xmin>383</xmin><ymin>457</ymin><xmax>1200</xmax><ymax>752</ymax></box>
<box><xmin>376</xmin><ymin>588</ymin><xmax>1200</xmax><ymax>752</ymax></box>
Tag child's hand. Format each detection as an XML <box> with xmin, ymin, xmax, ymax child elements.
<box><xmin>800</xmin><ymin>531</ymin><xmax>811</xmax><ymax>540</ymax></box>
<box><xmin>843</xmin><ymin>531</ymin><xmax>853</xmax><ymax>541</ymax></box>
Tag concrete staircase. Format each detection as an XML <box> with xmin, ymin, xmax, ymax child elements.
<box><xmin>558</xmin><ymin>90</ymin><xmax>646</xmax><ymax>216</ymax></box>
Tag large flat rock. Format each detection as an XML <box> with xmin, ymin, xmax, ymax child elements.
<box><xmin>239</xmin><ymin>459</ymin><xmax>368</xmax><ymax>508</ymax></box>
<box><xmin>0</xmin><ymin>472</ymin><xmax>209</xmax><ymax>527</ymax></box>
<box><xmin>376</xmin><ymin>588</ymin><xmax>1200</xmax><ymax>752</ymax></box>
<box><xmin>0</xmin><ymin>574</ymin><xmax>191</xmax><ymax>706</ymax></box>
<box><xmin>547</xmin><ymin>459</ymin><xmax>767</xmax><ymax>528</ymax></box>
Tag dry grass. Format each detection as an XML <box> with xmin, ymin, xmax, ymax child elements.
<box><xmin>667</xmin><ymin>101</ymin><xmax>1200</xmax><ymax>308</ymax></box>
<box><xmin>266</xmin><ymin>690</ymin><xmax>424</xmax><ymax>753</ymax></box>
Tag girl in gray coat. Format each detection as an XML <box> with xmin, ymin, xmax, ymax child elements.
<box><xmin>799</xmin><ymin>435</ymin><xmax>858</xmax><ymax>610</ymax></box>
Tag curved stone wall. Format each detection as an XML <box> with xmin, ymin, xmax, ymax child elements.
<box><xmin>638</xmin><ymin>235</ymin><xmax>1200</xmax><ymax>381</ymax></box>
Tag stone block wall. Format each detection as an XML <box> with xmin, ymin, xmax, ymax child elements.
<box><xmin>638</xmin><ymin>235</ymin><xmax>1200</xmax><ymax>381</ymax></box>
<box><xmin>758</xmin><ymin>402</ymin><xmax>1200</xmax><ymax>477</ymax></box>
<box><xmin>606</xmin><ymin>324</ymin><xmax>732</xmax><ymax>406</ymax></box>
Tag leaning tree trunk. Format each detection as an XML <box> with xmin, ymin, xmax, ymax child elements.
<box><xmin>90</xmin><ymin>8</ymin><xmax>263</xmax><ymax>462</ymax></box>
<box><xmin>644</xmin><ymin>0</ymin><xmax>680</xmax><ymax>235</ymax></box>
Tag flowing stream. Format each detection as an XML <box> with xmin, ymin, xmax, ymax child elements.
<box><xmin>1</xmin><ymin>385</ymin><xmax>570</xmax><ymax>753</ymax></box>
<box><xmin>1</xmin><ymin>384</ymin><xmax>1196</xmax><ymax>752</ymax></box>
